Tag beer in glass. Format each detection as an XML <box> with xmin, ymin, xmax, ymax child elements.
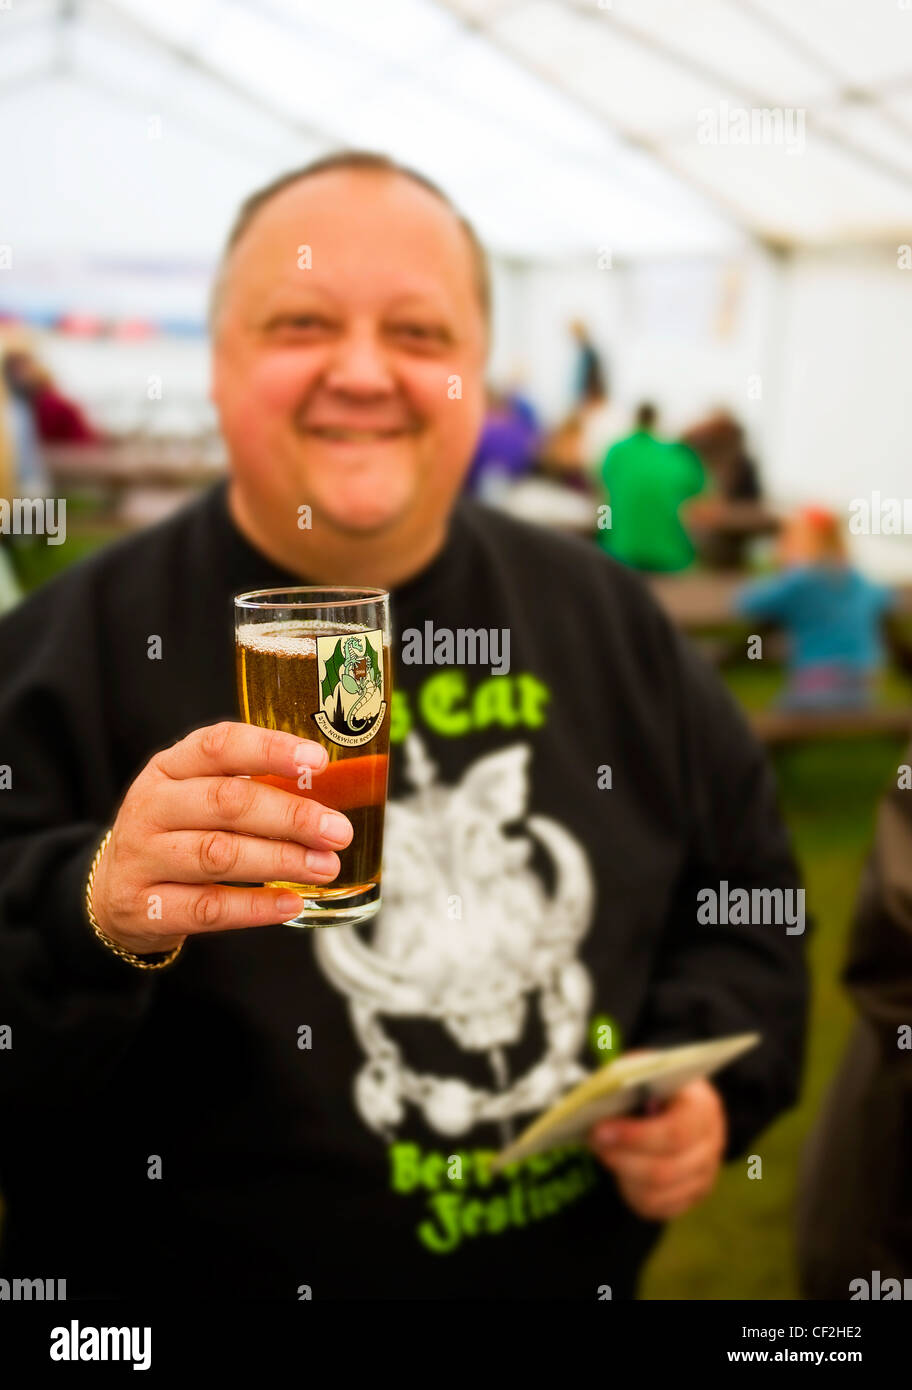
<box><xmin>234</xmin><ymin>587</ymin><xmax>391</xmax><ymax>927</ymax></box>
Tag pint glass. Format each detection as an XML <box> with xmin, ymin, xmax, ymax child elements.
<box><xmin>234</xmin><ymin>587</ymin><xmax>391</xmax><ymax>927</ymax></box>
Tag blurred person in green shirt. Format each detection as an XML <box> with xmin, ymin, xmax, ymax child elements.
<box><xmin>598</xmin><ymin>402</ymin><xmax>705</xmax><ymax>572</ymax></box>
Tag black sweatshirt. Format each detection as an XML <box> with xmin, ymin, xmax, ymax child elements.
<box><xmin>0</xmin><ymin>482</ymin><xmax>808</xmax><ymax>1300</ymax></box>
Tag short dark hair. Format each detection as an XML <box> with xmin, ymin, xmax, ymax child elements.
<box><xmin>209</xmin><ymin>149</ymin><xmax>490</xmax><ymax>328</ymax></box>
<box><xmin>635</xmin><ymin>401</ymin><xmax>657</xmax><ymax>431</ymax></box>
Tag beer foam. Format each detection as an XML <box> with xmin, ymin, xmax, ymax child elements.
<box><xmin>237</xmin><ymin>620</ymin><xmax>385</xmax><ymax>658</ymax></box>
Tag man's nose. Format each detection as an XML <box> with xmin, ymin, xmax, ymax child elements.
<box><xmin>322</xmin><ymin>327</ymin><xmax>396</xmax><ymax>396</ymax></box>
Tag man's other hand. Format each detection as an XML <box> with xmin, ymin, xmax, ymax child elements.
<box><xmin>588</xmin><ymin>1078</ymin><xmax>728</xmax><ymax>1221</ymax></box>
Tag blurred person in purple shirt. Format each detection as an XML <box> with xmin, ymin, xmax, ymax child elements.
<box><xmin>464</xmin><ymin>386</ymin><xmax>541</xmax><ymax>498</ymax></box>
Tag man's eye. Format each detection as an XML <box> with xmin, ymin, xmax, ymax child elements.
<box><xmin>389</xmin><ymin>323</ymin><xmax>447</xmax><ymax>343</ymax></box>
<box><xmin>396</xmin><ymin>324</ymin><xmax>430</xmax><ymax>336</ymax></box>
<box><xmin>269</xmin><ymin>315</ymin><xmax>334</xmax><ymax>333</ymax></box>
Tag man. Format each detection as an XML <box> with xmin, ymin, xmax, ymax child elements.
<box><xmin>0</xmin><ymin>152</ymin><xmax>807</xmax><ymax>1300</ymax></box>
<box><xmin>599</xmin><ymin>402</ymin><xmax>705</xmax><ymax>573</ymax></box>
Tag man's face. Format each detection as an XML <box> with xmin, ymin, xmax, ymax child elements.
<box><xmin>211</xmin><ymin>170</ymin><xmax>487</xmax><ymax>539</ymax></box>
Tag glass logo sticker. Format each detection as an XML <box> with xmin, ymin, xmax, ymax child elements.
<box><xmin>313</xmin><ymin>631</ymin><xmax>386</xmax><ymax>747</ymax></box>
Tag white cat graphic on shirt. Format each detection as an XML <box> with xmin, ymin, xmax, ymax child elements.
<box><xmin>313</xmin><ymin>733</ymin><xmax>595</xmax><ymax>1141</ymax></box>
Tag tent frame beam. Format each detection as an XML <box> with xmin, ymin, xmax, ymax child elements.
<box><xmin>560</xmin><ymin>0</ymin><xmax>912</xmax><ymax>198</ymax></box>
<box><xmin>429</xmin><ymin>0</ymin><xmax>770</xmax><ymax>246</ymax></box>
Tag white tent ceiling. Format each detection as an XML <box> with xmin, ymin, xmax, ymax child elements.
<box><xmin>3</xmin><ymin>0</ymin><xmax>912</xmax><ymax>265</ymax></box>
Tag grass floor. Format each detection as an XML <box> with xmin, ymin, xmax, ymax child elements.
<box><xmin>640</xmin><ymin>730</ymin><xmax>907</xmax><ymax>1299</ymax></box>
<box><xmin>10</xmin><ymin>531</ymin><xmax>911</xmax><ymax>1298</ymax></box>
<box><xmin>8</xmin><ymin>524</ymin><xmax>119</xmax><ymax>593</ymax></box>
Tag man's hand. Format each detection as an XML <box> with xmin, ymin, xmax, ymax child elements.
<box><xmin>588</xmin><ymin>1078</ymin><xmax>727</xmax><ymax>1221</ymax></box>
<box><xmin>91</xmin><ymin>722</ymin><xmax>353</xmax><ymax>955</ymax></box>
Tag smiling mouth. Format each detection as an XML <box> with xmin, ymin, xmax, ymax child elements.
<box><xmin>305</xmin><ymin>426</ymin><xmax>413</xmax><ymax>442</ymax></box>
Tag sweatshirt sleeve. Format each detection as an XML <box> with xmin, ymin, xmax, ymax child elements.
<box><xmin>0</xmin><ymin>570</ymin><xmax>161</xmax><ymax>1104</ymax></box>
<box><xmin>630</xmin><ymin>629</ymin><xmax>810</xmax><ymax>1160</ymax></box>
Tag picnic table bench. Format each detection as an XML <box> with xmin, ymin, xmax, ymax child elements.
<box><xmin>751</xmin><ymin>706</ymin><xmax>912</xmax><ymax>746</ymax></box>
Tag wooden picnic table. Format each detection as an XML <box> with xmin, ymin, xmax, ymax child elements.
<box><xmin>647</xmin><ymin>573</ymin><xmax>912</xmax><ymax>628</ymax></box>
<box><xmin>44</xmin><ymin>443</ymin><xmax>226</xmax><ymax>494</ymax></box>
<box><xmin>684</xmin><ymin>497</ymin><xmax>782</xmax><ymax>537</ymax></box>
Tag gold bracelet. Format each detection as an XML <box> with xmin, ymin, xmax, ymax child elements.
<box><xmin>85</xmin><ymin>829</ymin><xmax>185</xmax><ymax>971</ymax></box>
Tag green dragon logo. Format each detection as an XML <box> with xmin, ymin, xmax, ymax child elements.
<box><xmin>314</xmin><ymin>630</ymin><xmax>386</xmax><ymax>747</ymax></box>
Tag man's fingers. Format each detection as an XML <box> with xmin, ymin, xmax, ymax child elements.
<box><xmin>154</xmin><ymin>721</ymin><xmax>328</xmax><ymax>781</ymax></box>
<box><xmin>148</xmin><ymin>830</ymin><xmax>341</xmax><ymax>886</ymax></box>
<box><xmin>590</xmin><ymin>1108</ymin><xmax>685</xmax><ymax>1158</ymax></box>
<box><xmin>617</xmin><ymin>1175</ymin><xmax>712</xmax><ymax>1223</ymax></box>
<box><xmin>153</xmin><ymin>883</ymin><xmax>312</xmax><ymax>935</ymax></box>
<box><xmin>590</xmin><ymin>1082</ymin><xmax>714</xmax><ymax>1156</ymax></box>
<box><xmin>148</xmin><ymin>776</ymin><xmax>353</xmax><ymax>850</ymax></box>
<box><xmin>589</xmin><ymin>1081</ymin><xmax>727</xmax><ymax>1221</ymax></box>
<box><xmin>592</xmin><ymin>1135</ymin><xmax>721</xmax><ymax>1189</ymax></box>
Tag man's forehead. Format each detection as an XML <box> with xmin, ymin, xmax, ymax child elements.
<box><xmin>226</xmin><ymin>169</ymin><xmax>478</xmax><ymax>296</ymax></box>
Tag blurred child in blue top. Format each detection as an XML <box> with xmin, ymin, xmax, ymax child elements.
<box><xmin>736</xmin><ymin>507</ymin><xmax>894</xmax><ymax>710</ymax></box>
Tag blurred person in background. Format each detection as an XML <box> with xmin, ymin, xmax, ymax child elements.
<box><xmin>797</xmin><ymin>755</ymin><xmax>912</xmax><ymax>1296</ymax></box>
<box><xmin>0</xmin><ymin>376</ymin><xmax>23</xmax><ymax>613</ymax></box>
<box><xmin>569</xmin><ymin>318</ymin><xmax>607</xmax><ymax>409</ymax></box>
<box><xmin>598</xmin><ymin>402</ymin><xmax>705</xmax><ymax>573</ymax></box>
<box><xmin>463</xmin><ymin>384</ymin><xmax>540</xmax><ymax>500</ymax></box>
<box><xmin>3</xmin><ymin>348</ymin><xmax>104</xmax><ymax>447</ymax></box>
<box><xmin>736</xmin><ymin>508</ymin><xmax>894</xmax><ymax>711</ymax></box>
<box><xmin>579</xmin><ymin>379</ymin><xmax>626</xmax><ymax>476</ymax></box>
<box><xmin>501</xmin><ymin>365</ymin><xmax>540</xmax><ymax>434</ymax></box>
<box><xmin>538</xmin><ymin>409</ymin><xmax>589</xmax><ymax>491</ymax></box>
<box><xmin>681</xmin><ymin>410</ymin><xmax>763</xmax><ymax>571</ymax></box>
<box><xmin>683</xmin><ymin>410</ymin><xmax>761</xmax><ymax>505</ymax></box>
<box><xmin>0</xmin><ymin>151</ymin><xmax>807</xmax><ymax>1302</ymax></box>
<box><xmin>1</xmin><ymin>350</ymin><xmax>50</xmax><ymax>497</ymax></box>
